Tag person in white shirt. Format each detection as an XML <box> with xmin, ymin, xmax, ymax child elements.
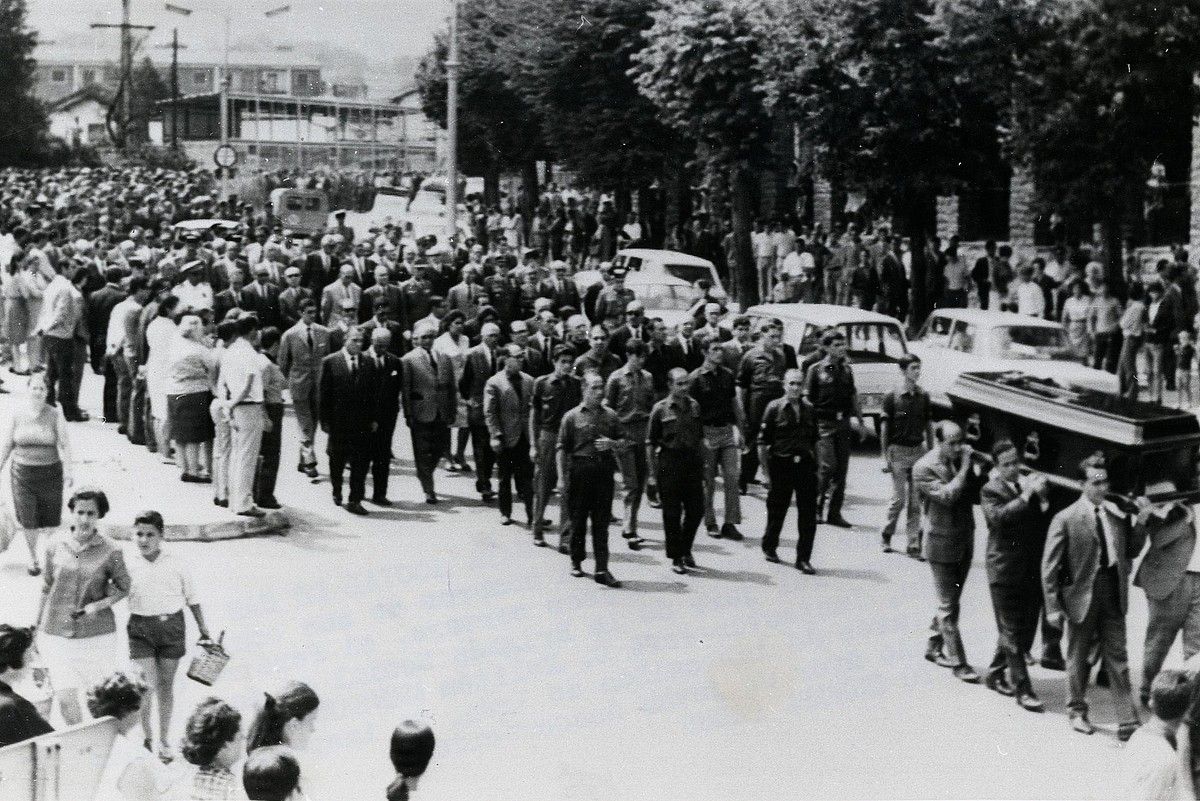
<box><xmin>172</xmin><ymin>261</ymin><xmax>214</xmax><ymax>314</ymax></box>
<box><xmin>1014</xmin><ymin>265</ymin><xmax>1045</xmax><ymax>317</ymax></box>
<box><xmin>1119</xmin><ymin>669</ymin><xmax>1190</xmax><ymax>800</ymax></box>
<box><xmin>125</xmin><ymin>509</ymin><xmax>214</xmax><ymax>763</ymax></box>
<box><xmin>217</xmin><ymin>316</ymin><xmax>267</xmax><ymax>517</ymax></box>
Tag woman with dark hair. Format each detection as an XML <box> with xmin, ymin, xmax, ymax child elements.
<box><xmin>35</xmin><ymin>488</ymin><xmax>128</xmax><ymax>725</ymax></box>
<box><xmin>0</xmin><ymin>372</ymin><xmax>73</xmax><ymax>574</ymax></box>
<box><xmin>243</xmin><ymin>745</ymin><xmax>303</xmax><ymax>801</ymax></box>
<box><xmin>167</xmin><ymin>312</ymin><xmax>217</xmax><ymax>482</ymax></box>
<box><xmin>0</xmin><ymin>623</ymin><xmax>53</xmax><ymax>747</ymax></box>
<box><xmin>246</xmin><ymin>681</ymin><xmax>320</xmax><ymax>753</ymax></box>
<box><xmin>386</xmin><ymin>720</ymin><xmax>436</xmax><ymax>800</ymax></box>
<box><xmin>145</xmin><ymin>294</ymin><xmax>182</xmax><ymax>462</ymax></box>
<box><xmin>164</xmin><ymin>697</ymin><xmax>244</xmax><ymax>800</ymax></box>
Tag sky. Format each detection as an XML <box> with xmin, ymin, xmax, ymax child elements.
<box><xmin>28</xmin><ymin>0</ymin><xmax>448</xmax><ymax>95</ymax></box>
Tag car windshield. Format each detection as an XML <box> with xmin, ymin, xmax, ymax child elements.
<box><xmin>991</xmin><ymin>325</ymin><xmax>1073</xmax><ymax>359</ymax></box>
<box><xmin>633</xmin><ymin>283</ymin><xmax>701</xmax><ymax>311</ymax></box>
<box><xmin>837</xmin><ymin>322</ymin><xmax>907</xmax><ymax>362</ymax></box>
<box><xmin>663</xmin><ymin>263</ymin><xmax>713</xmax><ymax>286</ymax></box>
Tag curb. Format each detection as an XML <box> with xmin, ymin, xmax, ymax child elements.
<box><xmin>69</xmin><ymin>511</ymin><xmax>291</xmax><ymax>543</ymax></box>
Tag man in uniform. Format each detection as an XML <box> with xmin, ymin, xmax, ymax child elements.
<box><xmin>689</xmin><ymin>337</ymin><xmax>745</xmax><ymax>540</ymax></box>
<box><xmin>605</xmin><ymin>339</ymin><xmax>655</xmax><ymax>549</ymax></box>
<box><xmin>804</xmin><ymin>329</ymin><xmax>863</xmax><ymax>527</ymax></box>
<box><xmin>530</xmin><ymin>346</ymin><xmax>582</xmax><ymax>549</ymax></box>
<box><xmin>758</xmin><ymin>368</ymin><xmax>819</xmax><ymax>573</ymax></box>
<box><xmin>736</xmin><ymin>320</ymin><xmax>792</xmax><ymax>493</ymax></box>
<box><xmin>879</xmin><ymin>354</ymin><xmax>933</xmax><ymax>557</ymax></box>
<box><xmin>647</xmin><ymin>367</ymin><xmax>705</xmax><ymax>574</ymax></box>
<box><xmin>557</xmin><ymin>371</ymin><xmax>626</xmax><ymax>587</ymax></box>
<box><xmin>593</xmin><ymin>267</ymin><xmax>636</xmax><ymax>326</ymax></box>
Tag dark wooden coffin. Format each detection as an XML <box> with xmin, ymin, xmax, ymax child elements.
<box><xmin>947</xmin><ymin>371</ymin><xmax>1200</xmax><ymax>505</ymax></box>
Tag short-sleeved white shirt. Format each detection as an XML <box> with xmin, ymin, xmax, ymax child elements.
<box><xmin>125</xmin><ymin>550</ymin><xmax>197</xmax><ymax>616</ymax></box>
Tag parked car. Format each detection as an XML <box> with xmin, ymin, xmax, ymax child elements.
<box><xmin>745</xmin><ymin>303</ymin><xmax>910</xmax><ymax>426</ymax></box>
<box><xmin>909</xmin><ymin>308</ymin><xmax>1119</xmax><ymax>408</ymax></box>
<box><xmin>626</xmin><ymin>273</ymin><xmax>709</xmax><ymax>329</ymax></box>
<box><xmin>612</xmin><ymin>248</ymin><xmax>726</xmax><ymax>296</ymax></box>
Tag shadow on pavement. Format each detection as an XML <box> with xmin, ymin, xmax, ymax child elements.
<box><xmin>689</xmin><ymin>566</ymin><xmax>775</xmax><ymax>586</ymax></box>
<box><xmin>608</xmin><ymin>552</ymin><xmax>659</xmax><ymax>565</ymax></box>
<box><xmin>620</xmin><ymin>579</ymin><xmax>691</xmax><ymax>594</ymax></box>
<box><xmin>812</xmin><ymin>566</ymin><xmax>888</xmax><ymax>584</ymax></box>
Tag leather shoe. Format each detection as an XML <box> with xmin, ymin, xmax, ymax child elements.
<box><xmin>533</xmin><ymin>537</ymin><xmax>548</xmax><ymax>548</ymax></box>
<box><xmin>1040</xmin><ymin>649</ymin><xmax>1066</xmax><ymax>671</ymax></box>
<box><xmin>683</xmin><ymin>554</ymin><xmax>697</xmax><ymax>568</ymax></box>
<box><xmin>425</xmin><ymin>495</ymin><xmax>439</xmax><ymax>505</ymax></box>
<box><xmin>628</xmin><ymin>538</ymin><xmax>643</xmax><ymax>551</ymax></box>
<box><xmin>480</xmin><ymin>491</ymin><xmax>497</xmax><ymax>503</ymax></box>
<box><xmin>345</xmin><ymin>502</ymin><xmax>368</xmax><ymax>515</ymax></box>
<box><xmin>721</xmin><ymin>523</ymin><xmax>743</xmax><ymax>541</ymax></box>
<box><xmin>671</xmin><ymin>560</ymin><xmax>687</xmax><ymax>575</ymax></box>
<box><xmin>763</xmin><ymin>550</ymin><xmax>781</xmax><ymax>564</ymax></box>
<box><xmin>213</xmin><ymin>497</ymin><xmax>228</xmax><ymax>508</ymax></box>
<box><xmin>594</xmin><ymin>572</ymin><xmax>621</xmax><ymax>588</ymax></box>
<box><xmin>558</xmin><ymin>544</ymin><xmax>570</xmax><ymax>555</ymax></box>
<box><xmin>258</xmin><ymin>499</ymin><xmax>282</xmax><ymax>510</ymax></box>
<box><xmin>881</xmin><ymin>541</ymin><xmax>894</xmax><ymax>553</ymax></box>
<box><xmin>332</xmin><ymin>495</ymin><xmax>343</xmax><ymax>507</ymax></box>
<box><xmin>707</xmin><ymin>526</ymin><xmax>722</xmax><ymax>539</ymax></box>
<box><xmin>501</xmin><ymin>518</ymin><xmax>516</xmax><ymax>526</ymax></box>
<box><xmin>1070</xmin><ymin>713</ymin><xmax>1096</xmax><ymax>735</ymax></box>
<box><xmin>825</xmin><ymin>515</ymin><xmax>853</xmax><ymax>528</ymax></box>
<box><xmin>371</xmin><ymin>497</ymin><xmax>393</xmax><ymax>507</ymax></box>
<box><xmin>985</xmin><ymin>673</ymin><xmax>1016</xmax><ymax>697</ymax></box>
<box><xmin>952</xmin><ymin>665</ymin><xmax>980</xmax><ymax>684</ymax></box>
<box><xmin>305</xmin><ymin>466</ymin><xmax>319</xmax><ymax>479</ymax></box>
<box><xmin>1015</xmin><ymin>692</ymin><xmax>1044</xmax><ymax>712</ymax></box>
<box><xmin>796</xmin><ymin>561</ymin><xmax>816</xmax><ymax>575</ymax></box>
<box><xmin>1117</xmin><ymin>722</ymin><xmax>1140</xmax><ymax>742</ymax></box>
<box><xmin>570</xmin><ymin>565</ymin><xmax>586</xmax><ymax>578</ymax></box>
<box><xmin>236</xmin><ymin>508</ymin><xmax>266</xmax><ymax>519</ymax></box>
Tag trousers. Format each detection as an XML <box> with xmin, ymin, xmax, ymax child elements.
<box><xmin>816</xmin><ymin>421</ymin><xmax>851</xmax><ymax>519</ymax></box>
<box><xmin>101</xmin><ymin>357</ymin><xmax>119</xmax><ymax>423</ymax></box>
<box><xmin>291</xmin><ymin>381</ymin><xmax>319</xmax><ymax>468</ymax></box>
<box><xmin>1141</xmin><ymin>572</ymin><xmax>1200</xmax><ymax>697</ymax></box>
<box><xmin>370</xmin><ymin>417</ymin><xmax>398</xmax><ymax>500</ymax></box>
<box><xmin>702</xmin><ymin>423</ymin><xmax>741</xmax><ymax>529</ymax></box>
<box><xmin>468</xmin><ymin>421</ymin><xmax>495</xmax><ymax>494</ymax></box>
<box><xmin>1066</xmin><ymin>567</ymin><xmax>1138</xmax><ymax>726</ymax></box>
<box><xmin>112</xmin><ymin>352</ymin><xmax>133</xmax><ymax>430</ymax></box>
<box><xmin>659</xmin><ymin>450</ymin><xmax>703</xmax><ymax>561</ymax></box>
<box><xmin>410</xmin><ymin>421</ymin><xmax>449</xmax><ymax>498</ymax></box>
<box><xmin>496</xmin><ymin>438</ymin><xmax>533</xmax><ymax>521</ymax></box>
<box><xmin>129</xmin><ymin>372</ymin><xmax>148</xmax><ymax>445</ymax></box>
<box><xmin>740</xmin><ymin>390</ymin><xmax>781</xmax><ymax>490</ymax></box>
<box><xmin>987</xmin><ymin>581</ymin><xmax>1032</xmax><ymax>692</ymax></box>
<box><xmin>616</xmin><ymin>421</ymin><xmax>648</xmax><ymax>537</ymax></box>
<box><xmin>43</xmin><ymin>335</ymin><xmax>80</xmax><ymax>416</ymax></box>
<box><xmin>929</xmin><ymin>553</ymin><xmax>972</xmax><ymax>667</ymax></box>
<box><xmin>229</xmin><ymin>404</ymin><xmax>266</xmax><ymax>514</ymax></box>
<box><xmin>254</xmin><ymin>402</ymin><xmax>283</xmax><ymax>505</ymax></box>
<box><xmin>532</xmin><ymin>429</ymin><xmax>569</xmax><ymax>544</ymax></box>
<box><xmin>209</xmin><ymin>398</ymin><xmax>232</xmax><ymax>502</ymax></box>
<box><xmin>328</xmin><ymin>431</ymin><xmax>370</xmax><ymax>505</ymax></box>
<box><xmin>762</xmin><ymin>453</ymin><xmax>819</xmax><ymax>563</ymax></box>
<box><xmin>569</xmin><ymin>457</ymin><xmax>614</xmax><ymax>572</ymax></box>
<box><xmin>882</xmin><ymin>444</ymin><xmax>925</xmax><ymax>552</ymax></box>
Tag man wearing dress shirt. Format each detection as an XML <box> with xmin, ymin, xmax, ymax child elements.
<box><xmin>303</xmin><ymin>235</ymin><xmax>340</xmax><ymax>296</ymax></box>
<box><xmin>240</xmin><ymin>264</ymin><xmax>283</xmax><ymax>330</ymax></box>
<box><xmin>218</xmin><ymin>316</ymin><xmax>267</xmax><ymax>518</ymax></box>
<box><xmin>277</xmin><ymin>266</ymin><xmax>313</xmax><ymax>330</ymax></box>
<box><xmin>460</xmin><ymin>323</ymin><xmax>503</xmax><ymax>502</ymax></box>
<box><xmin>360</xmin><ymin>266</ymin><xmax>404</xmax><ymax>328</ymax></box>
<box><xmin>278</xmin><ymin>301</ymin><xmax>330</xmax><ymax>478</ymax></box>
<box><xmin>366</xmin><ymin>327</ymin><xmax>404</xmax><ymax>506</ymax></box>
<box><xmin>1042</xmin><ymin>456</ymin><xmax>1143</xmax><ymax>740</ymax></box>
<box><xmin>319</xmin><ymin>327</ymin><xmax>379</xmax><ymax>515</ymax></box>
<box><xmin>321</xmin><ymin>265</ymin><xmax>362</xmax><ymax>329</ymax></box>
<box><xmin>609</xmin><ymin>301</ymin><xmax>647</xmax><ymax>360</ymax></box>
<box><xmin>448</xmin><ymin>265</ymin><xmax>485</xmax><ymax>319</ymax></box>
<box><xmin>401</xmin><ymin>321</ymin><xmax>458</xmax><ymax>504</ymax></box>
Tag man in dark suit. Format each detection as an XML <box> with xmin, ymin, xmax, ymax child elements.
<box><xmin>345</xmin><ymin>241</ymin><xmax>378</xmax><ymax>288</ymax></box>
<box><xmin>358</xmin><ymin>300</ymin><xmax>407</xmax><ymax>357</ymax></box>
<box><xmin>539</xmin><ymin>260</ymin><xmax>581</xmax><ymax>316</ymax></box>
<box><xmin>979</xmin><ymin>441</ymin><xmax>1049</xmax><ymax>712</ymax></box>
<box><xmin>365</xmin><ymin>326</ymin><xmax>404</xmax><ymax>505</ymax></box>
<box><xmin>1133</xmin><ymin>480</ymin><xmax>1200</xmax><ymax>707</ymax></box>
<box><xmin>278</xmin><ymin>266</ymin><xmax>314</xmax><ymax>330</ymax></box>
<box><xmin>1042</xmin><ymin>455</ymin><xmax>1143</xmax><ymax>740</ymax></box>
<box><xmin>87</xmin><ymin>267</ymin><xmax>126</xmax><ymax>421</ymax></box>
<box><xmin>913</xmin><ymin>421</ymin><xmax>983</xmax><ymax>685</ymax></box>
<box><xmin>359</xmin><ymin>265</ymin><xmax>405</xmax><ymax>328</ymax></box>
<box><xmin>460</xmin><ymin>323</ymin><xmax>502</xmax><ymax>501</ymax></box>
<box><xmin>213</xmin><ymin>270</ymin><xmax>247</xmax><ymax>324</ymax></box>
<box><xmin>400</xmin><ymin>264</ymin><xmax>434</xmax><ymax>330</ymax></box>
<box><xmin>303</xmin><ymin>235</ymin><xmax>340</xmax><ymax>296</ymax></box>
<box><xmin>318</xmin><ymin>327</ymin><xmax>379</xmax><ymax>515</ymax></box>
<box><xmin>665</xmin><ymin>318</ymin><xmax>703</xmax><ymax>373</ymax></box>
<box><xmin>643</xmin><ymin>318</ymin><xmax>672</xmax><ymax>399</ymax></box>
<box><xmin>609</xmin><ymin>301</ymin><xmax>648</xmax><ymax>361</ymax></box>
<box><xmin>509</xmin><ymin>319</ymin><xmax>548</xmax><ymax>377</ymax></box>
<box><xmin>240</xmin><ymin>263</ymin><xmax>283</xmax><ymax>329</ymax></box>
<box><xmin>401</xmin><ymin>320</ymin><xmax>458</xmax><ymax>503</ymax></box>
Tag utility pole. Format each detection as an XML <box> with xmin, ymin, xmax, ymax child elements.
<box><xmin>171</xmin><ymin>28</ymin><xmax>179</xmax><ymax>147</ymax></box>
<box><xmin>445</xmin><ymin>0</ymin><xmax>460</xmax><ymax>248</ymax></box>
<box><xmin>91</xmin><ymin>1</ymin><xmax>154</xmax><ymax>149</ymax></box>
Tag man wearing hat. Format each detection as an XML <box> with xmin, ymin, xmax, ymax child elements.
<box><xmin>172</xmin><ymin>260</ymin><xmax>214</xmax><ymax>314</ymax></box>
<box><xmin>538</xmin><ymin>260</ymin><xmax>580</xmax><ymax>313</ymax></box>
<box><xmin>279</xmin><ymin>300</ymin><xmax>330</xmax><ymax>478</ymax></box>
<box><xmin>278</xmin><ymin>266</ymin><xmax>313</xmax><ymax>330</ymax></box>
<box><xmin>609</xmin><ymin>300</ymin><xmax>647</xmax><ymax>361</ymax></box>
<box><xmin>593</xmin><ymin>267</ymin><xmax>635</xmax><ymax>327</ymax></box>
<box><xmin>332</xmin><ymin>210</ymin><xmax>355</xmax><ymax>246</ymax></box>
<box><xmin>1134</xmin><ymin>480</ymin><xmax>1200</xmax><ymax>708</ymax></box>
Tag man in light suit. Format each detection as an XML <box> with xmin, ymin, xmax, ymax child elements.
<box><xmin>321</xmin><ymin>264</ymin><xmax>362</xmax><ymax>329</ymax></box>
<box><xmin>1042</xmin><ymin>455</ymin><xmax>1143</xmax><ymax>739</ymax></box>
<box><xmin>401</xmin><ymin>320</ymin><xmax>458</xmax><ymax>504</ymax></box>
<box><xmin>913</xmin><ymin>421</ymin><xmax>983</xmax><ymax>684</ymax></box>
<box><xmin>1133</xmin><ymin>479</ymin><xmax>1200</xmax><ymax>708</ymax></box>
<box><xmin>278</xmin><ymin>300</ymin><xmax>331</xmax><ymax>477</ymax></box>
<box><xmin>448</xmin><ymin>265</ymin><xmax>485</xmax><ymax>319</ymax></box>
<box><xmin>484</xmin><ymin>343</ymin><xmax>535</xmax><ymax>526</ymax></box>
<box><xmin>979</xmin><ymin>440</ymin><xmax>1049</xmax><ymax>712</ymax></box>
<box><xmin>459</xmin><ymin>322</ymin><xmax>502</xmax><ymax>502</ymax></box>
<box><xmin>35</xmin><ymin>265</ymin><xmax>89</xmax><ymax>420</ymax></box>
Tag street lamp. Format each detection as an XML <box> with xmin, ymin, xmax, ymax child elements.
<box><xmin>445</xmin><ymin>0</ymin><xmax>460</xmax><ymax>248</ymax></box>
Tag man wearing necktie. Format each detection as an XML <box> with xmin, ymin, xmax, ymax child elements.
<box><xmin>367</xmin><ymin>327</ymin><xmax>404</xmax><ymax>506</ymax></box>
<box><xmin>319</xmin><ymin>327</ymin><xmax>379</xmax><ymax>515</ymax></box>
<box><xmin>460</xmin><ymin>323</ymin><xmax>502</xmax><ymax>502</ymax></box>
<box><xmin>401</xmin><ymin>320</ymin><xmax>457</xmax><ymax>504</ymax></box>
<box><xmin>1042</xmin><ymin>455</ymin><xmax>1145</xmax><ymax>740</ymax></box>
<box><xmin>278</xmin><ymin>301</ymin><xmax>330</xmax><ymax>478</ymax></box>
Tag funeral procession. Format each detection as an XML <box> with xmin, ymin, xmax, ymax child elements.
<box><xmin>7</xmin><ymin>0</ymin><xmax>1200</xmax><ymax>799</ymax></box>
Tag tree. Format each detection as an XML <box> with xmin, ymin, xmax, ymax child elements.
<box><xmin>0</xmin><ymin>0</ymin><xmax>48</xmax><ymax>166</ymax></box>
<box><xmin>128</xmin><ymin>57</ymin><xmax>169</xmax><ymax>146</ymax></box>
<box><xmin>632</xmin><ymin>0</ymin><xmax>773</xmax><ymax>305</ymax></box>
<box><xmin>1009</xmin><ymin>0</ymin><xmax>1200</xmax><ymax>279</ymax></box>
<box><xmin>515</xmin><ymin>0</ymin><xmax>687</xmax><ymax>220</ymax></box>
<box><xmin>415</xmin><ymin>0</ymin><xmax>547</xmax><ymax>208</ymax></box>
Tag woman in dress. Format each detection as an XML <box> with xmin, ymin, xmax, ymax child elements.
<box><xmin>1059</xmin><ymin>279</ymin><xmax>1092</xmax><ymax>363</ymax></box>
<box><xmin>166</xmin><ymin>312</ymin><xmax>218</xmax><ymax>482</ymax></box>
<box><xmin>144</xmin><ymin>295</ymin><xmax>181</xmax><ymax>465</ymax></box>
<box><xmin>0</xmin><ymin>373</ymin><xmax>73</xmax><ymax>574</ymax></box>
<box><xmin>35</xmin><ymin>489</ymin><xmax>129</xmax><ymax>726</ymax></box>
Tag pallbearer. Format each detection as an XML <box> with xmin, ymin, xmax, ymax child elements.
<box><xmin>647</xmin><ymin>368</ymin><xmax>705</xmax><ymax>575</ymax></box>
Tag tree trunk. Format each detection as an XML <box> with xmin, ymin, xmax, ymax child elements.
<box><xmin>521</xmin><ymin>159</ymin><xmax>538</xmax><ymax>238</ymax></box>
<box><xmin>614</xmin><ymin>185</ymin><xmax>632</xmax><ymax>217</ymax></box>
<box><xmin>900</xmin><ymin>187</ymin><xmax>934</xmax><ymax>328</ymax></box>
<box><xmin>483</xmin><ymin>157</ymin><xmax>501</xmax><ymax>209</ymax></box>
<box><xmin>1101</xmin><ymin>211</ymin><xmax>1124</xmax><ymax>291</ymax></box>
<box><xmin>730</xmin><ymin>162</ymin><xmax>758</xmax><ymax>306</ymax></box>
<box><xmin>663</xmin><ymin>150</ymin><xmax>689</xmax><ymax>245</ymax></box>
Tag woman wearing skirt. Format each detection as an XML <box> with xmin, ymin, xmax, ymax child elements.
<box><xmin>166</xmin><ymin>313</ymin><xmax>217</xmax><ymax>482</ymax></box>
<box><xmin>0</xmin><ymin>373</ymin><xmax>73</xmax><ymax>574</ymax></box>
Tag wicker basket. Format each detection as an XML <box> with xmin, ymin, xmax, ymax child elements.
<box><xmin>186</xmin><ymin>632</ymin><xmax>230</xmax><ymax>686</ymax></box>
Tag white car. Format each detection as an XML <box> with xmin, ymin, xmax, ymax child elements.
<box><xmin>626</xmin><ymin>273</ymin><xmax>708</xmax><ymax>330</ymax></box>
<box><xmin>745</xmin><ymin>303</ymin><xmax>911</xmax><ymax>425</ymax></box>
<box><xmin>334</xmin><ymin>182</ymin><xmax>471</xmax><ymax>247</ymax></box>
<box><xmin>612</xmin><ymin>248</ymin><xmax>726</xmax><ymax>296</ymax></box>
<box><xmin>910</xmin><ymin>308</ymin><xmax>1120</xmax><ymax>408</ymax></box>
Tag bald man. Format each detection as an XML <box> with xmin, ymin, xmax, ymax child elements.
<box><xmin>460</xmin><ymin>322</ymin><xmax>503</xmax><ymax>501</ymax></box>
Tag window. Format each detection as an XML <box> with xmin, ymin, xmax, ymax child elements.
<box><xmin>948</xmin><ymin>322</ymin><xmax>975</xmax><ymax>353</ymax></box>
<box><xmin>81</xmin><ymin>69</ymin><xmax>96</xmax><ymax>85</ymax></box>
<box><xmin>632</xmin><ymin>283</ymin><xmax>701</xmax><ymax>312</ymax></box>
<box><xmin>991</xmin><ymin>325</ymin><xmax>1071</xmax><ymax>360</ymax></box>
<box><xmin>917</xmin><ymin>314</ymin><xmax>954</xmax><ymax>347</ymax></box>
<box><xmin>193</xmin><ymin>71</ymin><xmax>209</xmax><ymax>87</ymax></box>
<box><xmin>663</xmin><ymin>263</ymin><xmax>713</xmax><ymax>286</ymax></box>
<box><xmin>837</xmin><ymin>323</ymin><xmax>908</xmax><ymax>362</ymax></box>
<box><xmin>51</xmin><ymin>69</ymin><xmax>67</xmax><ymax>83</ymax></box>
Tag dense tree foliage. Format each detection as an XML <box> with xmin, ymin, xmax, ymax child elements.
<box><xmin>0</xmin><ymin>0</ymin><xmax>48</xmax><ymax>166</ymax></box>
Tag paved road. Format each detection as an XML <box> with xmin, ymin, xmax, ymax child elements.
<box><xmin>0</xmin><ymin>370</ymin><xmax>1158</xmax><ymax>799</ymax></box>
